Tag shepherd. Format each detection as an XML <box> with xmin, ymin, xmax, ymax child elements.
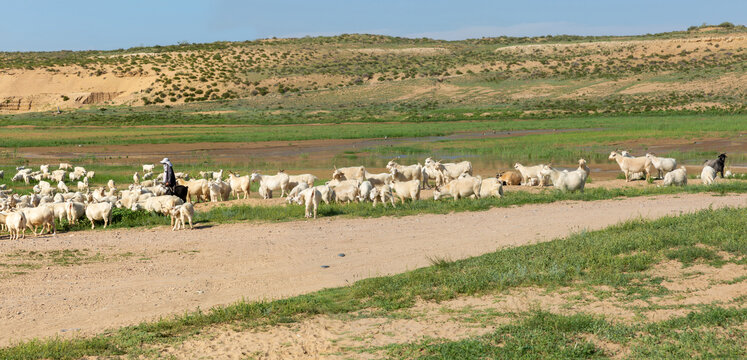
<box><xmin>161</xmin><ymin>158</ymin><xmax>188</xmax><ymax>202</ymax></box>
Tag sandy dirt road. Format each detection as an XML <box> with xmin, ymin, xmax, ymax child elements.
<box><xmin>0</xmin><ymin>192</ymin><xmax>745</xmax><ymax>345</ymax></box>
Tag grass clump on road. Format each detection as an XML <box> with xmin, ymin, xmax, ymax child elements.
<box><xmin>1</xmin><ymin>206</ymin><xmax>744</xmax><ymax>359</ymax></box>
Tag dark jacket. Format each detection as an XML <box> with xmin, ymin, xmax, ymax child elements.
<box><xmin>164</xmin><ymin>165</ymin><xmax>177</xmax><ymax>187</ymax></box>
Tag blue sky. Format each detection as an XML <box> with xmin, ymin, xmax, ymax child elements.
<box><xmin>1</xmin><ymin>0</ymin><xmax>745</xmax><ymax>51</ymax></box>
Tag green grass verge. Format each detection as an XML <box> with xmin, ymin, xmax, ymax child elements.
<box><xmin>1</xmin><ymin>203</ymin><xmax>745</xmax><ymax>358</ymax></box>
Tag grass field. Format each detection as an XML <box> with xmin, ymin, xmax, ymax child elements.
<box><xmin>2</xmin><ymin>206</ymin><xmax>743</xmax><ymax>359</ymax></box>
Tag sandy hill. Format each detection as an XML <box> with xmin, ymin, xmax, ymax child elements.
<box><xmin>1</xmin><ymin>24</ymin><xmax>746</xmax><ymax>114</ymax></box>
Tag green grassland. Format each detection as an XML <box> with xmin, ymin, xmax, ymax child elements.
<box><xmin>2</xmin><ymin>206</ymin><xmax>744</xmax><ymax>359</ymax></box>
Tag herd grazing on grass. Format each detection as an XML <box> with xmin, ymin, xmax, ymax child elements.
<box><xmin>0</xmin><ymin>152</ymin><xmax>737</xmax><ymax>239</ymax></box>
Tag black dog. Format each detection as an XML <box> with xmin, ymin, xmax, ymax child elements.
<box><xmin>704</xmin><ymin>153</ymin><xmax>727</xmax><ymax>178</ymax></box>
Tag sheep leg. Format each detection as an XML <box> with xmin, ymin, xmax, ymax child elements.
<box><xmin>188</xmin><ymin>215</ymin><xmax>193</xmax><ymax>230</ymax></box>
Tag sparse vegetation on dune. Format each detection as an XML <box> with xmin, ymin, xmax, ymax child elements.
<box><xmin>2</xmin><ymin>206</ymin><xmax>744</xmax><ymax>358</ymax></box>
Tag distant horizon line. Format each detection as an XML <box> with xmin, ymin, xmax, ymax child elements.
<box><xmin>2</xmin><ymin>22</ymin><xmax>743</xmax><ymax>53</ymax></box>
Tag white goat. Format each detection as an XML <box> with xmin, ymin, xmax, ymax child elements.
<box><xmin>251</xmin><ymin>172</ymin><xmax>290</xmax><ymax>198</ymax></box>
<box><xmin>295</xmin><ymin>187</ymin><xmax>321</xmax><ymax>219</ymax></box>
<box><xmin>645</xmin><ymin>153</ymin><xmax>677</xmax><ymax>179</ymax></box>
<box><xmin>539</xmin><ymin>165</ymin><xmax>586</xmax><ymax>192</ymax></box>
<box><xmin>433</xmin><ymin>176</ymin><xmax>481</xmax><ymax>200</ymax></box>
<box><xmin>227</xmin><ymin>172</ymin><xmax>251</xmax><ymax>199</ymax></box>
<box><xmin>701</xmin><ymin>165</ymin><xmax>716</xmax><ymax>185</ymax></box>
<box><xmin>170</xmin><ymin>203</ymin><xmax>194</xmax><ymax>230</ymax></box>
<box><xmin>389</xmin><ymin>179</ymin><xmax>421</xmax><ymax>203</ymax></box>
<box><xmin>514</xmin><ymin>163</ymin><xmax>545</xmax><ymax>186</ymax></box>
<box><xmin>661</xmin><ymin>166</ymin><xmax>687</xmax><ymax>187</ymax></box>
<box><xmin>609</xmin><ymin>151</ymin><xmax>651</xmax><ymax>182</ymax></box>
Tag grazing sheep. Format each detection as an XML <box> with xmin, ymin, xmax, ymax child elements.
<box><xmin>425</xmin><ymin>158</ymin><xmax>473</xmax><ymax>182</ymax></box>
<box><xmin>497</xmin><ymin>171</ymin><xmax>522</xmax><ymax>186</ymax></box>
<box><xmin>513</xmin><ymin>163</ymin><xmax>545</xmax><ymax>186</ymax></box>
<box><xmin>4</xmin><ymin>211</ymin><xmax>27</xmax><ymax>240</ymax></box>
<box><xmin>59</xmin><ymin>163</ymin><xmax>73</xmax><ymax>170</ymax></box>
<box><xmin>313</xmin><ymin>185</ymin><xmax>334</xmax><ymax>205</ymax></box>
<box><xmin>170</xmin><ymin>203</ymin><xmax>194</xmax><ymax>230</ymax></box>
<box><xmin>389</xmin><ymin>179</ymin><xmax>421</xmax><ymax>203</ymax></box>
<box><xmin>286</xmin><ymin>182</ymin><xmax>310</xmax><ymax>203</ymax></box>
<box><xmin>142</xmin><ymin>172</ymin><xmax>155</xmax><ymax>180</ymax></box>
<box><xmin>50</xmin><ymin>169</ymin><xmax>66</xmax><ymax>183</ymax></box>
<box><xmin>704</xmin><ymin>153</ymin><xmax>727</xmax><ymax>178</ymax></box>
<box><xmin>227</xmin><ymin>172</ymin><xmax>251</xmax><ymax>199</ymax></box>
<box><xmin>539</xmin><ymin>165</ymin><xmax>586</xmax><ymax>192</ymax></box>
<box><xmin>21</xmin><ymin>206</ymin><xmax>56</xmax><ymax>236</ymax></box>
<box><xmin>370</xmin><ymin>184</ymin><xmax>396</xmax><ymax>208</ymax></box>
<box><xmin>57</xmin><ymin>181</ymin><xmax>69</xmax><ymax>193</ymax></box>
<box><xmin>65</xmin><ymin>201</ymin><xmax>86</xmax><ymax>225</ymax></box>
<box><xmin>421</xmin><ymin>165</ymin><xmax>444</xmax><ymax>189</ymax></box>
<box><xmin>701</xmin><ymin>165</ymin><xmax>716</xmax><ymax>185</ymax></box>
<box><xmin>142</xmin><ymin>164</ymin><xmax>155</xmax><ymax>173</ymax></box>
<box><xmin>662</xmin><ymin>166</ymin><xmax>687</xmax><ymax>187</ymax></box>
<box><xmin>608</xmin><ymin>151</ymin><xmax>651</xmax><ymax>182</ymax></box>
<box><xmin>357</xmin><ymin>181</ymin><xmax>374</xmax><ymax>202</ymax></box>
<box><xmin>50</xmin><ymin>202</ymin><xmax>69</xmax><ymax>223</ymax></box>
<box><xmin>143</xmin><ymin>195</ymin><xmax>184</xmax><ymax>215</ymax></box>
<box><xmin>295</xmin><ymin>187</ymin><xmax>321</xmax><ymax>219</ymax></box>
<box><xmin>327</xmin><ymin>179</ymin><xmax>359</xmax><ymax>203</ymax></box>
<box><xmin>645</xmin><ymin>153</ymin><xmax>677</xmax><ymax>179</ymax></box>
<box><xmin>433</xmin><ymin>175</ymin><xmax>481</xmax><ymax>200</ymax></box>
<box><xmin>85</xmin><ymin>171</ymin><xmax>95</xmax><ymax>179</ymax></box>
<box><xmin>250</xmin><ymin>172</ymin><xmax>290</xmax><ymax>198</ymax></box>
<box><xmin>77</xmin><ymin>178</ymin><xmax>89</xmax><ymax>192</ymax></box>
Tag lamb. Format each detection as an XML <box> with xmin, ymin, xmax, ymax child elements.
<box><xmin>513</xmin><ymin>163</ymin><xmax>545</xmax><ymax>186</ymax></box>
<box><xmin>142</xmin><ymin>164</ymin><xmax>155</xmax><ymax>173</ymax></box>
<box><xmin>386</xmin><ymin>160</ymin><xmax>423</xmax><ymax>182</ymax></box>
<box><xmin>661</xmin><ymin>166</ymin><xmax>687</xmax><ymax>187</ymax></box>
<box><xmin>4</xmin><ymin>211</ymin><xmax>27</xmax><ymax>240</ymax></box>
<box><xmin>497</xmin><ymin>170</ymin><xmax>522</xmax><ymax>186</ymax></box>
<box><xmin>370</xmin><ymin>184</ymin><xmax>396</xmax><ymax>208</ymax></box>
<box><xmin>294</xmin><ymin>187</ymin><xmax>321</xmax><ymax>219</ymax></box>
<box><xmin>170</xmin><ymin>203</ymin><xmax>194</xmax><ymax>230</ymax></box>
<box><xmin>645</xmin><ymin>153</ymin><xmax>677</xmax><ymax>179</ymax></box>
<box><xmin>389</xmin><ymin>179</ymin><xmax>421</xmax><ymax>203</ymax></box>
<box><xmin>65</xmin><ymin>201</ymin><xmax>86</xmax><ymax>224</ymax></box>
<box><xmin>704</xmin><ymin>153</ymin><xmax>727</xmax><ymax>178</ymax></box>
<box><xmin>433</xmin><ymin>176</ymin><xmax>481</xmax><ymax>200</ymax></box>
<box><xmin>177</xmin><ymin>178</ymin><xmax>210</xmax><ymax>203</ymax></box>
<box><xmin>288</xmin><ymin>173</ymin><xmax>317</xmax><ymax>187</ymax></box>
<box><xmin>227</xmin><ymin>172</ymin><xmax>251</xmax><ymax>199</ymax></box>
<box><xmin>21</xmin><ymin>206</ymin><xmax>56</xmax><ymax>236</ymax></box>
<box><xmin>331</xmin><ymin>166</ymin><xmax>366</xmax><ymax>181</ymax></box>
<box><xmin>608</xmin><ymin>151</ymin><xmax>651</xmax><ymax>182</ymax></box>
<box><xmin>539</xmin><ymin>165</ymin><xmax>586</xmax><ymax>192</ymax></box>
<box><xmin>357</xmin><ymin>181</ymin><xmax>374</xmax><ymax>202</ymax></box>
<box><xmin>250</xmin><ymin>171</ymin><xmax>290</xmax><ymax>198</ymax></box>
<box><xmin>701</xmin><ymin>165</ymin><xmax>716</xmax><ymax>186</ymax></box>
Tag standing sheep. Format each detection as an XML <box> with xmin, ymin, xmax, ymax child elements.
<box><xmin>662</xmin><ymin>166</ymin><xmax>687</xmax><ymax>187</ymax></box>
<box><xmin>701</xmin><ymin>165</ymin><xmax>717</xmax><ymax>186</ymax></box>
<box><xmin>86</xmin><ymin>202</ymin><xmax>113</xmax><ymax>229</ymax></box>
<box><xmin>170</xmin><ymin>203</ymin><xmax>194</xmax><ymax>230</ymax></box>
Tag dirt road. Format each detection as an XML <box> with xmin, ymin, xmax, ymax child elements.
<box><xmin>1</xmin><ymin>193</ymin><xmax>745</xmax><ymax>345</ymax></box>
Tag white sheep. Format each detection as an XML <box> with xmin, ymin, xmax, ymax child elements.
<box><xmin>608</xmin><ymin>151</ymin><xmax>651</xmax><ymax>182</ymax></box>
<box><xmin>645</xmin><ymin>153</ymin><xmax>677</xmax><ymax>179</ymax></box>
<box><xmin>250</xmin><ymin>172</ymin><xmax>290</xmax><ymax>198</ymax></box>
<box><xmin>701</xmin><ymin>165</ymin><xmax>716</xmax><ymax>185</ymax></box>
<box><xmin>286</xmin><ymin>182</ymin><xmax>310</xmax><ymax>203</ymax></box>
<box><xmin>227</xmin><ymin>172</ymin><xmax>251</xmax><ymax>199</ymax></box>
<box><xmin>142</xmin><ymin>164</ymin><xmax>155</xmax><ymax>173</ymax></box>
<box><xmin>478</xmin><ymin>177</ymin><xmax>504</xmax><ymax>199</ymax></box>
<box><xmin>661</xmin><ymin>166</ymin><xmax>687</xmax><ymax>187</ymax></box>
<box><xmin>86</xmin><ymin>202</ymin><xmax>113</xmax><ymax>229</ymax></box>
<box><xmin>357</xmin><ymin>181</ymin><xmax>374</xmax><ymax>202</ymax></box>
<box><xmin>389</xmin><ymin>179</ymin><xmax>421</xmax><ymax>203</ymax></box>
<box><xmin>313</xmin><ymin>185</ymin><xmax>334</xmax><ymax>205</ymax></box>
<box><xmin>59</xmin><ymin>163</ymin><xmax>73</xmax><ymax>170</ymax></box>
<box><xmin>514</xmin><ymin>163</ymin><xmax>545</xmax><ymax>186</ymax></box>
<box><xmin>434</xmin><ymin>176</ymin><xmax>481</xmax><ymax>200</ymax></box>
<box><xmin>295</xmin><ymin>187</ymin><xmax>321</xmax><ymax>219</ymax></box>
<box><xmin>86</xmin><ymin>171</ymin><xmax>96</xmax><ymax>179</ymax></box>
<box><xmin>386</xmin><ymin>160</ymin><xmax>423</xmax><ymax>182</ymax></box>
<box><xmin>170</xmin><ymin>203</ymin><xmax>194</xmax><ymax>230</ymax></box>
<box><xmin>327</xmin><ymin>179</ymin><xmax>359</xmax><ymax>203</ymax></box>
<box><xmin>539</xmin><ymin>165</ymin><xmax>587</xmax><ymax>192</ymax></box>
<box><xmin>133</xmin><ymin>172</ymin><xmax>140</xmax><ymax>185</ymax></box>
<box><xmin>288</xmin><ymin>173</ymin><xmax>317</xmax><ymax>187</ymax></box>
<box><xmin>21</xmin><ymin>206</ymin><xmax>56</xmax><ymax>236</ymax></box>
<box><xmin>370</xmin><ymin>184</ymin><xmax>396</xmax><ymax>208</ymax></box>
<box><xmin>4</xmin><ymin>211</ymin><xmax>27</xmax><ymax>240</ymax></box>
<box><xmin>177</xmin><ymin>178</ymin><xmax>210</xmax><ymax>203</ymax></box>
<box><xmin>66</xmin><ymin>201</ymin><xmax>86</xmax><ymax>224</ymax></box>
<box><xmin>331</xmin><ymin>166</ymin><xmax>366</xmax><ymax>181</ymax></box>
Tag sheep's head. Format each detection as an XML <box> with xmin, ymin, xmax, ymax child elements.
<box><xmin>385</xmin><ymin>160</ymin><xmax>397</xmax><ymax>170</ymax></box>
<box><xmin>539</xmin><ymin>165</ymin><xmax>553</xmax><ymax>177</ymax></box>
<box><xmin>719</xmin><ymin>153</ymin><xmax>727</xmax><ymax>160</ymax></box>
<box><xmin>433</xmin><ymin>188</ymin><xmax>443</xmax><ymax>200</ymax></box>
<box><xmin>331</xmin><ymin>169</ymin><xmax>344</xmax><ymax>181</ymax></box>
<box><xmin>513</xmin><ymin>163</ymin><xmax>521</xmax><ymax>170</ymax></box>
<box><xmin>250</xmin><ymin>172</ymin><xmax>261</xmax><ymax>182</ymax></box>
<box><xmin>608</xmin><ymin>151</ymin><xmax>619</xmax><ymax>160</ymax></box>
<box><xmin>578</xmin><ymin>159</ymin><xmax>587</xmax><ymax>166</ymax></box>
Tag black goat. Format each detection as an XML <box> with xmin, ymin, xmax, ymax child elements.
<box><xmin>704</xmin><ymin>153</ymin><xmax>727</xmax><ymax>178</ymax></box>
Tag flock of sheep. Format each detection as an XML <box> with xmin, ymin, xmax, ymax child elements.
<box><xmin>0</xmin><ymin>151</ymin><xmax>734</xmax><ymax>240</ymax></box>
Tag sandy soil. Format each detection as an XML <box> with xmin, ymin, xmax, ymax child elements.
<box><xmin>163</xmin><ymin>259</ymin><xmax>745</xmax><ymax>359</ymax></box>
<box><xmin>0</xmin><ymin>192</ymin><xmax>745</xmax><ymax>346</ymax></box>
